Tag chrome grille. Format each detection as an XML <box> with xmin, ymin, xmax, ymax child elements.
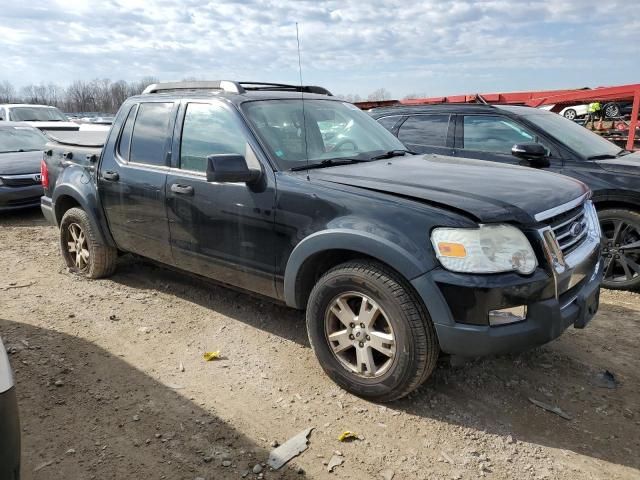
<box><xmin>545</xmin><ymin>203</ymin><xmax>588</xmax><ymax>256</ymax></box>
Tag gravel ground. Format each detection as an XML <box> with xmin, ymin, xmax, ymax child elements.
<box><xmin>1</xmin><ymin>208</ymin><xmax>639</xmax><ymax>480</ymax></box>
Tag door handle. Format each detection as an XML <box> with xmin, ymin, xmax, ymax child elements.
<box><xmin>171</xmin><ymin>183</ymin><xmax>194</xmax><ymax>196</ymax></box>
<box><xmin>103</xmin><ymin>171</ymin><xmax>119</xmax><ymax>181</ymax></box>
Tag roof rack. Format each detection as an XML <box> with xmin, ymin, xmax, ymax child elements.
<box><xmin>142</xmin><ymin>80</ymin><xmax>332</xmax><ymax>96</ymax></box>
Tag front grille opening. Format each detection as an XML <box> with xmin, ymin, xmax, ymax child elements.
<box><xmin>545</xmin><ymin>203</ymin><xmax>588</xmax><ymax>256</ymax></box>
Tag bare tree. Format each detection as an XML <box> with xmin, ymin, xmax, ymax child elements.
<box><xmin>367</xmin><ymin>88</ymin><xmax>391</xmax><ymax>101</ymax></box>
<box><xmin>0</xmin><ymin>80</ymin><xmax>15</xmax><ymax>103</ymax></box>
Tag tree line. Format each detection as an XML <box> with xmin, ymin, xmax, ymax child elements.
<box><xmin>0</xmin><ymin>78</ymin><xmax>422</xmax><ymax>113</ymax></box>
<box><xmin>0</xmin><ymin>77</ymin><xmax>159</xmax><ymax>114</ymax></box>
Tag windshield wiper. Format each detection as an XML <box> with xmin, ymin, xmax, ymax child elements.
<box><xmin>588</xmin><ymin>149</ymin><xmax>632</xmax><ymax>160</ymax></box>
<box><xmin>370</xmin><ymin>149</ymin><xmax>413</xmax><ymax>160</ymax></box>
<box><xmin>290</xmin><ymin>158</ymin><xmax>371</xmax><ymax>171</ymax></box>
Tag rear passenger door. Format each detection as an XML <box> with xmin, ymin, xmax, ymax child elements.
<box><xmin>396</xmin><ymin>114</ymin><xmax>454</xmax><ymax>155</ymax></box>
<box><xmin>166</xmin><ymin>100</ymin><xmax>278</xmax><ymax>297</ymax></box>
<box><xmin>98</xmin><ymin>101</ymin><xmax>176</xmax><ymax>264</ymax></box>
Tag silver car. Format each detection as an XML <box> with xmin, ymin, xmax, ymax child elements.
<box><xmin>0</xmin><ymin>336</ymin><xmax>20</xmax><ymax>479</ymax></box>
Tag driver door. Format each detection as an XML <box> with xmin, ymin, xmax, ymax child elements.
<box><xmin>166</xmin><ymin>100</ymin><xmax>278</xmax><ymax>298</ymax></box>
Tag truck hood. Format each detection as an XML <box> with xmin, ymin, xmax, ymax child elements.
<box><xmin>0</xmin><ymin>150</ymin><xmax>42</xmax><ymax>175</ymax></box>
<box><xmin>595</xmin><ymin>151</ymin><xmax>640</xmax><ymax>175</ymax></box>
<box><xmin>312</xmin><ymin>154</ymin><xmax>589</xmax><ymax>224</ymax></box>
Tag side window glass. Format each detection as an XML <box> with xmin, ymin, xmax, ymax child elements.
<box><xmin>462</xmin><ymin>115</ymin><xmax>546</xmax><ymax>154</ymax></box>
<box><xmin>180</xmin><ymin>103</ymin><xmax>250</xmax><ymax>173</ymax></box>
<box><xmin>398</xmin><ymin>115</ymin><xmax>449</xmax><ymax>147</ymax></box>
<box><xmin>129</xmin><ymin>102</ymin><xmax>173</xmax><ymax>166</ymax></box>
<box><xmin>377</xmin><ymin>115</ymin><xmax>402</xmax><ymax>132</ymax></box>
<box><xmin>117</xmin><ymin>105</ymin><xmax>137</xmax><ymax>161</ymax></box>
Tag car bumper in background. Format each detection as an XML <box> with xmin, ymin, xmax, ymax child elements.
<box><xmin>41</xmin><ymin>196</ymin><xmax>56</xmax><ymax>225</ymax></box>
<box><xmin>0</xmin><ymin>184</ymin><xmax>43</xmax><ymax>212</ymax></box>
<box><xmin>411</xmin><ymin>243</ymin><xmax>602</xmax><ymax>357</ymax></box>
<box><xmin>0</xmin><ymin>386</ymin><xmax>20</xmax><ymax>479</ymax></box>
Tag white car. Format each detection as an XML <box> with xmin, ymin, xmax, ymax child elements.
<box><xmin>539</xmin><ymin>104</ymin><xmax>589</xmax><ymax>120</ymax></box>
<box><xmin>0</xmin><ymin>104</ymin><xmax>80</xmax><ymax>131</ymax></box>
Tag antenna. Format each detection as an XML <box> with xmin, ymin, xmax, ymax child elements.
<box><xmin>296</xmin><ymin>22</ymin><xmax>309</xmax><ymax>172</ymax></box>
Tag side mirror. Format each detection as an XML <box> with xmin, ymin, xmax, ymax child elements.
<box><xmin>206</xmin><ymin>154</ymin><xmax>262</xmax><ymax>184</ymax></box>
<box><xmin>511</xmin><ymin>143</ymin><xmax>550</xmax><ymax>167</ymax></box>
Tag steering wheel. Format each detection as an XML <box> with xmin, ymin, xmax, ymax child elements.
<box><xmin>332</xmin><ymin>139</ymin><xmax>358</xmax><ymax>152</ymax></box>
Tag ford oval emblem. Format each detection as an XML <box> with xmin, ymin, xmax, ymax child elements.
<box><xmin>569</xmin><ymin>222</ymin><xmax>583</xmax><ymax>237</ymax></box>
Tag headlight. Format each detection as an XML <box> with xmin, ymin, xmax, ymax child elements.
<box><xmin>584</xmin><ymin>200</ymin><xmax>601</xmax><ymax>240</ymax></box>
<box><xmin>431</xmin><ymin>224</ymin><xmax>538</xmax><ymax>274</ymax></box>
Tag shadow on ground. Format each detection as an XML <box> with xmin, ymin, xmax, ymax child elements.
<box><xmin>0</xmin><ymin>207</ymin><xmax>46</xmax><ymax>227</ymax></box>
<box><xmin>1</xmin><ymin>318</ymin><xmax>306</xmax><ymax>480</ymax></box>
<box><xmin>108</xmin><ymin>256</ymin><xmax>639</xmax><ymax>472</ymax></box>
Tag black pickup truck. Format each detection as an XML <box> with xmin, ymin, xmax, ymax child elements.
<box><xmin>41</xmin><ymin>81</ymin><xmax>602</xmax><ymax>401</ymax></box>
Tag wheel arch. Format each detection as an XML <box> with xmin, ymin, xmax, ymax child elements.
<box><xmin>284</xmin><ymin>229</ymin><xmax>432</xmax><ymax>309</ymax></box>
<box><xmin>52</xmin><ymin>185</ymin><xmax>115</xmax><ymax>247</ymax></box>
<box><xmin>592</xmin><ymin>191</ymin><xmax>640</xmax><ymax>214</ymax></box>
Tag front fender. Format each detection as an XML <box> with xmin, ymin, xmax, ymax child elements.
<box><xmin>283</xmin><ymin>229</ymin><xmax>434</xmax><ymax>308</ymax></box>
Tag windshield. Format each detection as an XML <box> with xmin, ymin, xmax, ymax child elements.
<box><xmin>0</xmin><ymin>126</ymin><xmax>48</xmax><ymax>153</ymax></box>
<box><xmin>242</xmin><ymin>99</ymin><xmax>406</xmax><ymax>170</ymax></box>
<box><xmin>524</xmin><ymin>111</ymin><xmax>622</xmax><ymax>159</ymax></box>
<box><xmin>9</xmin><ymin>106</ymin><xmax>69</xmax><ymax>122</ymax></box>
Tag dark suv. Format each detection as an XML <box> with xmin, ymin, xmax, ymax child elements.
<box><xmin>370</xmin><ymin>104</ymin><xmax>640</xmax><ymax>290</ymax></box>
<box><xmin>42</xmin><ymin>81</ymin><xmax>602</xmax><ymax>401</ymax></box>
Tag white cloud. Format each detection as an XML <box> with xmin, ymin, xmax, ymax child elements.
<box><xmin>0</xmin><ymin>0</ymin><xmax>638</xmax><ymax>97</ymax></box>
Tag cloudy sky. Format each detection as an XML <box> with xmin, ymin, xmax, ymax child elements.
<box><xmin>1</xmin><ymin>0</ymin><xmax>639</xmax><ymax>98</ymax></box>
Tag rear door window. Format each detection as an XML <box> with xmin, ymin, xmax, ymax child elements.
<box><xmin>398</xmin><ymin>115</ymin><xmax>450</xmax><ymax>147</ymax></box>
<box><xmin>129</xmin><ymin>102</ymin><xmax>174</xmax><ymax>166</ymax></box>
<box><xmin>117</xmin><ymin>105</ymin><xmax>137</xmax><ymax>161</ymax></box>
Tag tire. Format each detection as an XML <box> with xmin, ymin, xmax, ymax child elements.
<box><xmin>598</xmin><ymin>209</ymin><xmax>640</xmax><ymax>290</ymax></box>
<box><xmin>603</xmin><ymin>103</ymin><xmax>621</xmax><ymax>119</ymax></box>
<box><xmin>306</xmin><ymin>260</ymin><xmax>439</xmax><ymax>402</ymax></box>
<box><xmin>563</xmin><ymin>109</ymin><xmax>577</xmax><ymax>120</ymax></box>
<box><xmin>59</xmin><ymin>207</ymin><xmax>117</xmax><ymax>279</ymax></box>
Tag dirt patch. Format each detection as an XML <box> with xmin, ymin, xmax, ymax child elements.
<box><xmin>1</xmin><ymin>208</ymin><xmax>639</xmax><ymax>479</ymax></box>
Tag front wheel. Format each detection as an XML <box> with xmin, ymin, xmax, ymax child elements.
<box><xmin>599</xmin><ymin>209</ymin><xmax>640</xmax><ymax>290</ymax></box>
<box><xmin>306</xmin><ymin>260</ymin><xmax>439</xmax><ymax>402</ymax></box>
<box><xmin>563</xmin><ymin>108</ymin><xmax>577</xmax><ymax>120</ymax></box>
<box><xmin>59</xmin><ymin>207</ymin><xmax>118</xmax><ymax>279</ymax></box>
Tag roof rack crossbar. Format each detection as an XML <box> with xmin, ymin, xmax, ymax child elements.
<box><xmin>238</xmin><ymin>82</ymin><xmax>332</xmax><ymax>95</ymax></box>
<box><xmin>142</xmin><ymin>80</ymin><xmax>332</xmax><ymax>96</ymax></box>
<box><xmin>142</xmin><ymin>81</ymin><xmax>245</xmax><ymax>95</ymax></box>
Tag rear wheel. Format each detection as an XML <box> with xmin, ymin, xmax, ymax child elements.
<box><xmin>59</xmin><ymin>207</ymin><xmax>117</xmax><ymax>279</ymax></box>
<box><xmin>599</xmin><ymin>209</ymin><xmax>640</xmax><ymax>290</ymax></box>
<box><xmin>563</xmin><ymin>108</ymin><xmax>577</xmax><ymax>120</ymax></box>
<box><xmin>306</xmin><ymin>260</ymin><xmax>439</xmax><ymax>402</ymax></box>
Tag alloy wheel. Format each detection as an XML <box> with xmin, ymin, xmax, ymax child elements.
<box><xmin>604</xmin><ymin>104</ymin><xmax>620</xmax><ymax>118</ymax></box>
<box><xmin>601</xmin><ymin>218</ymin><xmax>640</xmax><ymax>285</ymax></box>
<box><xmin>564</xmin><ymin>109</ymin><xmax>576</xmax><ymax>120</ymax></box>
<box><xmin>324</xmin><ymin>292</ymin><xmax>396</xmax><ymax>378</ymax></box>
<box><xmin>66</xmin><ymin>223</ymin><xmax>90</xmax><ymax>271</ymax></box>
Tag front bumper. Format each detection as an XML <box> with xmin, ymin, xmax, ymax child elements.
<box><xmin>0</xmin><ymin>386</ymin><xmax>20</xmax><ymax>480</ymax></box>
<box><xmin>0</xmin><ymin>184</ymin><xmax>43</xmax><ymax>212</ymax></box>
<box><xmin>411</xmin><ymin>240</ymin><xmax>602</xmax><ymax>357</ymax></box>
